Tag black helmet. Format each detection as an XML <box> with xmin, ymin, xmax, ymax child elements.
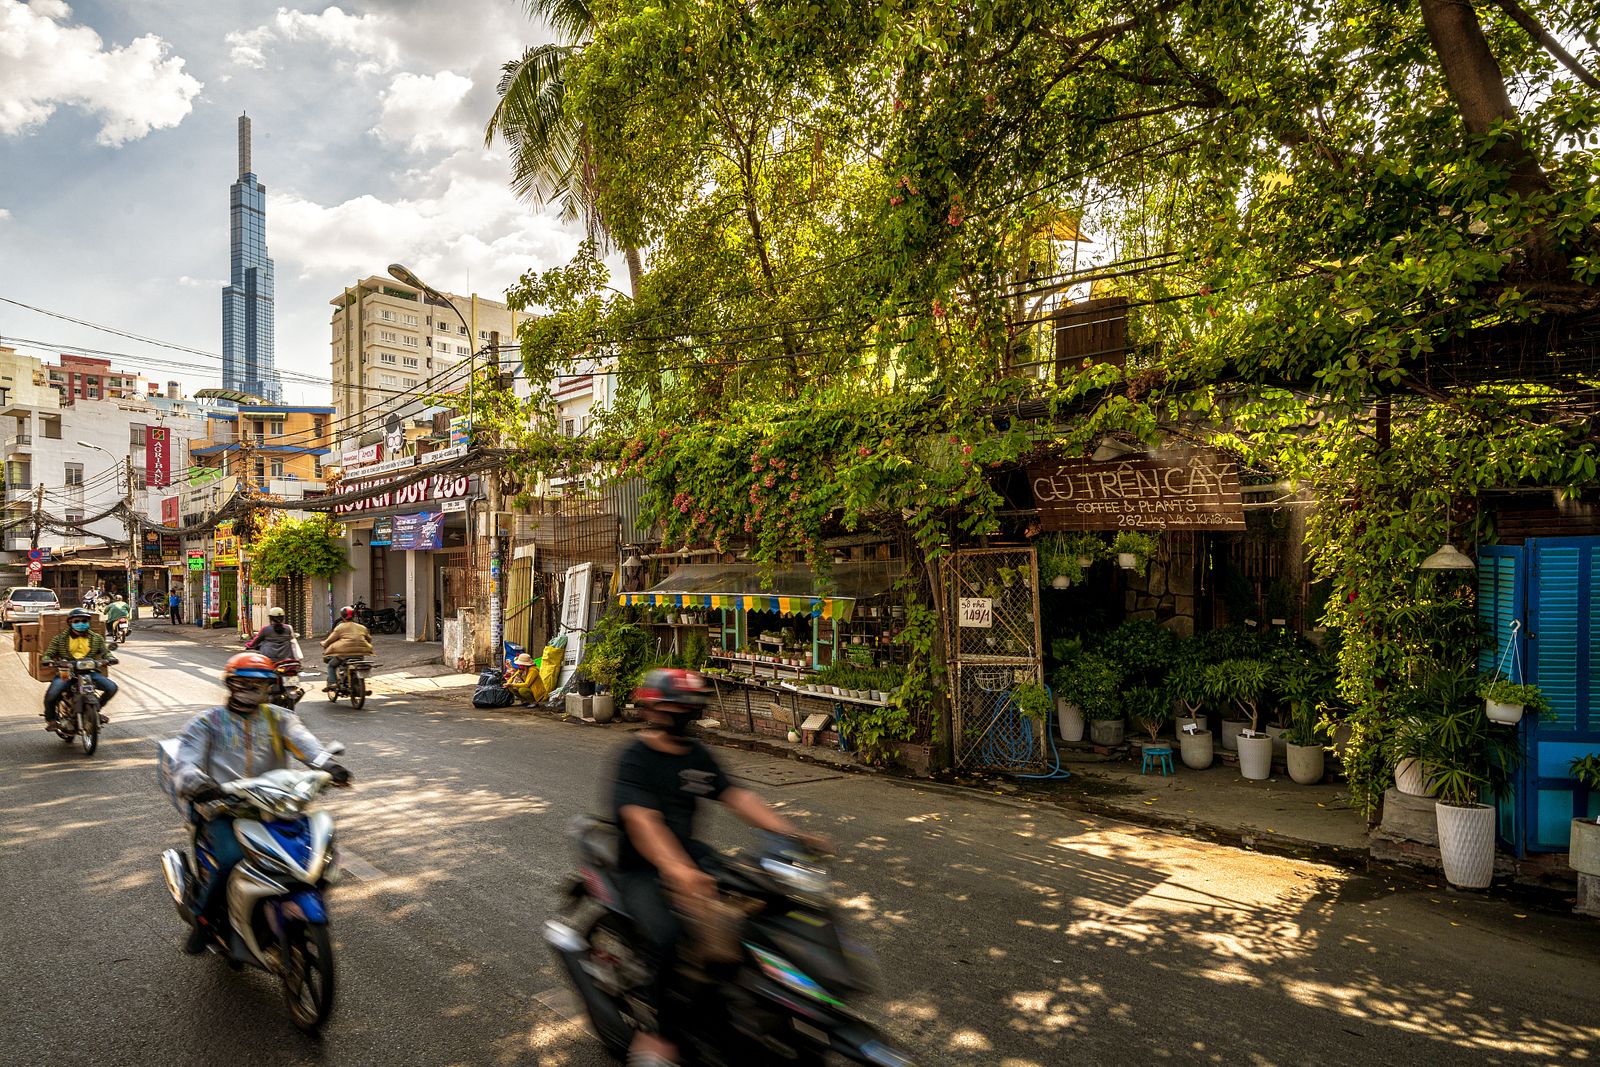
<box><xmin>634</xmin><ymin>668</ymin><xmax>710</xmax><ymax>715</ymax></box>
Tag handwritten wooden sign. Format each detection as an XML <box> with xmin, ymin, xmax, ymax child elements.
<box><xmin>1029</xmin><ymin>448</ymin><xmax>1245</xmax><ymax>531</ymax></box>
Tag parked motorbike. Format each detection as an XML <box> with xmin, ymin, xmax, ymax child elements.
<box><xmin>159</xmin><ymin>764</ymin><xmax>348</xmax><ymax>1035</ymax></box>
<box><xmin>325</xmin><ymin>656</ymin><xmax>373</xmax><ymax>709</ymax></box>
<box><xmin>271</xmin><ymin>658</ymin><xmax>306</xmax><ymax>711</ymax></box>
<box><xmin>545</xmin><ymin>818</ymin><xmax>915</xmax><ymax>1067</ymax></box>
<box><xmin>353</xmin><ymin>597</ymin><xmax>403</xmax><ymax>635</ymax></box>
<box><xmin>45</xmin><ymin>655</ymin><xmax>116</xmax><ymax>756</ymax></box>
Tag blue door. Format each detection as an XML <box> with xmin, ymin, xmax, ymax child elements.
<box><xmin>1485</xmin><ymin>539</ymin><xmax>1600</xmax><ymax>853</ymax></box>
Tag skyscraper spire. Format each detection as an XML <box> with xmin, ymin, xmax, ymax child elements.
<box><xmin>222</xmin><ymin>111</ymin><xmax>282</xmax><ymax>403</ymax></box>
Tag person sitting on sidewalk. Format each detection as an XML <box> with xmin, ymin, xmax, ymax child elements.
<box><xmin>321</xmin><ymin>605</ymin><xmax>374</xmax><ymax>690</ymax></box>
<box><xmin>504</xmin><ymin>653</ymin><xmax>546</xmax><ymax>706</ymax></box>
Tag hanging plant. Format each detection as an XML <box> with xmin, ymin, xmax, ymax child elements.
<box><xmin>1110</xmin><ymin>530</ymin><xmax>1158</xmax><ymax>575</ymax></box>
<box><xmin>1036</xmin><ymin>532</ymin><xmax>1108</xmax><ymax>588</ymax></box>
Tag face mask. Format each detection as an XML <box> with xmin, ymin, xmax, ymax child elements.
<box><xmin>70</xmin><ymin>622</ymin><xmax>90</xmax><ymax>634</ymax></box>
<box><xmin>661</xmin><ymin>713</ymin><xmax>694</xmax><ymax>737</ymax></box>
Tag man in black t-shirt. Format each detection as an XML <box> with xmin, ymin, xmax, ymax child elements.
<box><xmin>611</xmin><ymin>668</ymin><xmax>830</xmax><ymax>1067</ymax></box>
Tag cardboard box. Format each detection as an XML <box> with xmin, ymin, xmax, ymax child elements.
<box><xmin>14</xmin><ymin>621</ymin><xmax>39</xmax><ymax>654</ymax></box>
<box><xmin>33</xmin><ymin>612</ymin><xmax>107</xmax><ymax>682</ymax></box>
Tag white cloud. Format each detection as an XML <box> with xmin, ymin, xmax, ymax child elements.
<box><xmin>176</xmin><ymin>274</ymin><xmax>225</xmax><ymax>288</ymax></box>
<box><xmin>376</xmin><ymin>71</ymin><xmax>476</xmax><ymax>154</ymax></box>
<box><xmin>0</xmin><ymin>207</ymin><xmax>12</xmax><ymax>221</ymax></box>
<box><xmin>0</xmin><ymin>0</ymin><xmax>202</xmax><ymax>146</ymax></box>
<box><xmin>226</xmin><ymin>6</ymin><xmax>400</xmax><ymax>75</ymax></box>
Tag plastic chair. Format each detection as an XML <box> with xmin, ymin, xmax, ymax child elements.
<box><xmin>1140</xmin><ymin>743</ymin><xmax>1174</xmax><ymax>776</ymax></box>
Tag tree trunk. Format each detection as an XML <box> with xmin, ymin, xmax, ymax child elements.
<box><xmin>623</xmin><ymin>245</ymin><xmax>643</xmax><ymax>298</ymax></box>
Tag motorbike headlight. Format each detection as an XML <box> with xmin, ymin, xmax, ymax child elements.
<box><xmin>760</xmin><ymin>858</ymin><xmax>832</xmax><ymax>902</ymax></box>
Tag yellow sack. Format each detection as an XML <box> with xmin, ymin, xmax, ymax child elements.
<box><xmin>538</xmin><ymin>643</ymin><xmax>565</xmax><ymax>693</ymax></box>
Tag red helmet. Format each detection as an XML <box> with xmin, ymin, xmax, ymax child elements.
<box><xmin>340</xmin><ymin>605</ymin><xmax>357</xmax><ymax>621</ymax></box>
<box><xmin>225</xmin><ymin>651</ymin><xmax>279</xmax><ymax>684</ymax></box>
<box><xmin>633</xmin><ymin>668</ymin><xmax>710</xmax><ymax>714</ymax></box>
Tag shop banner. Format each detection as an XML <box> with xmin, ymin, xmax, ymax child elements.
<box><xmin>160</xmin><ymin>533</ymin><xmax>181</xmax><ymax>560</ymax></box>
<box><xmin>341</xmin><ymin>442</ymin><xmax>382</xmax><ymax>469</ymax></box>
<box><xmin>450</xmin><ymin>416</ymin><xmax>471</xmax><ymax>449</ymax></box>
<box><xmin>369</xmin><ymin>517</ymin><xmax>393</xmax><ymax>547</ymax></box>
<box><xmin>161</xmin><ymin>495</ymin><xmax>179</xmax><ymax>526</ymax></box>
<box><xmin>141</xmin><ymin>530</ymin><xmax>163</xmax><ymax>561</ymax></box>
<box><xmin>334</xmin><ymin>471</ymin><xmax>471</xmax><ymax>516</ymax></box>
<box><xmin>213</xmin><ymin>520</ymin><xmax>239</xmax><ymax>567</ymax></box>
<box><xmin>391</xmin><ymin>511</ymin><xmax>444</xmax><ymax>550</ymax></box>
<box><xmin>207</xmin><ymin>571</ymin><xmax>221</xmax><ymax>618</ymax></box>
<box><xmin>187</xmin><ymin>551</ymin><xmax>205</xmax><ymax>572</ymax></box>
<box><xmin>1028</xmin><ymin>447</ymin><xmax>1245</xmax><ymax>532</ymax></box>
<box><xmin>145</xmin><ymin>426</ymin><xmax>172</xmax><ymax>488</ymax></box>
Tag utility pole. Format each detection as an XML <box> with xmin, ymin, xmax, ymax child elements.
<box><xmin>30</xmin><ymin>483</ymin><xmax>43</xmax><ymax>550</ymax></box>
<box><xmin>124</xmin><ymin>455</ymin><xmax>140</xmax><ymax>620</ymax></box>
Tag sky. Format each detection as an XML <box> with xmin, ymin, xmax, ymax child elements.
<box><xmin>0</xmin><ymin>0</ymin><xmax>585</xmax><ymax>404</ymax></box>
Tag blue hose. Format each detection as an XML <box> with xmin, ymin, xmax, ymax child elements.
<box><xmin>977</xmin><ymin>683</ymin><xmax>1071</xmax><ymax>779</ymax></box>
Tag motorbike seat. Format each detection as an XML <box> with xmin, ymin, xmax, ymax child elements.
<box><xmin>569</xmin><ymin>814</ymin><xmax>620</xmax><ymax>869</ymax></box>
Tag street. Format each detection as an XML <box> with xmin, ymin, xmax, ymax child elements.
<box><xmin>3</xmin><ymin>630</ymin><xmax>1600</xmax><ymax>1067</ymax></box>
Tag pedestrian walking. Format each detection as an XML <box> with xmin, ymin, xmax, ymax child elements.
<box><xmin>169</xmin><ymin>589</ymin><xmax>184</xmax><ymax>626</ymax></box>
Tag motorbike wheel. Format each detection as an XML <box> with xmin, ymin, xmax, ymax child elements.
<box><xmin>351</xmin><ymin>678</ymin><xmax>366</xmax><ymax>710</ymax></box>
<box><xmin>325</xmin><ymin>684</ymin><xmax>338</xmax><ymax>703</ymax></box>
<box><xmin>77</xmin><ymin>693</ymin><xmax>99</xmax><ymax>756</ymax></box>
<box><xmin>280</xmin><ymin>920</ymin><xmax>336</xmax><ymax>1035</ymax></box>
<box><xmin>583</xmin><ymin>913</ymin><xmax>643</xmax><ymax>1059</ymax></box>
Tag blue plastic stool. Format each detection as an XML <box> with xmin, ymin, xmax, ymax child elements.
<box><xmin>1140</xmin><ymin>744</ymin><xmax>1174</xmax><ymax>776</ymax></box>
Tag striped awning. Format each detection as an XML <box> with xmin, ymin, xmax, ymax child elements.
<box><xmin>618</xmin><ymin>562</ymin><xmax>900</xmax><ymax>622</ymax></box>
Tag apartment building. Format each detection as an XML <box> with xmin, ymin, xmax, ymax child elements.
<box><xmin>328</xmin><ymin>275</ymin><xmax>518</xmax><ymax>439</ymax></box>
<box><xmin>189</xmin><ymin>403</ymin><xmax>335</xmax><ymax>487</ymax></box>
<box><xmin>46</xmin><ymin>354</ymin><xmax>148</xmax><ymax>405</ymax></box>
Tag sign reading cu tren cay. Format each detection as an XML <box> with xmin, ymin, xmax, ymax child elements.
<box><xmin>1029</xmin><ymin>448</ymin><xmax>1245</xmax><ymax>531</ymax></box>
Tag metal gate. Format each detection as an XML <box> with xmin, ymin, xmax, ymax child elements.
<box><xmin>941</xmin><ymin>548</ymin><xmax>1044</xmax><ymax>771</ymax></box>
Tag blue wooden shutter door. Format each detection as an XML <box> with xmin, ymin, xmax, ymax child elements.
<box><xmin>1477</xmin><ymin>547</ymin><xmax>1524</xmax><ymax>847</ymax></box>
<box><xmin>1524</xmin><ymin>538</ymin><xmax>1600</xmax><ymax>851</ymax></box>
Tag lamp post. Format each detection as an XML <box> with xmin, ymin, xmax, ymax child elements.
<box><xmin>78</xmin><ymin>441</ymin><xmax>138</xmax><ymax>619</ymax></box>
<box><xmin>387</xmin><ymin>263</ymin><xmax>478</xmax><ymax>432</ymax></box>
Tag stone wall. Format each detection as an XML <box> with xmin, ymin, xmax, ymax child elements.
<box><xmin>1121</xmin><ymin>532</ymin><xmax>1199</xmax><ymax>637</ymax></box>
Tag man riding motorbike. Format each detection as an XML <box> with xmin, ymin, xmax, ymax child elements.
<box><xmin>169</xmin><ymin>652</ymin><xmax>351</xmax><ymax>956</ymax></box>
<box><xmin>246</xmin><ymin>605</ymin><xmax>298</xmax><ymax>661</ymax></box>
<box><xmin>321</xmin><ymin>605</ymin><xmax>373</xmax><ymax>692</ymax></box>
<box><xmin>105</xmin><ymin>594</ymin><xmax>131</xmax><ymax>640</ymax></box>
<box><xmin>612</xmin><ymin>668</ymin><xmax>831</xmax><ymax>1067</ymax></box>
<box><xmin>41</xmin><ymin>607</ymin><xmax>118</xmax><ymax>729</ymax></box>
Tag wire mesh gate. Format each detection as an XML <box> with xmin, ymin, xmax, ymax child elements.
<box><xmin>940</xmin><ymin>548</ymin><xmax>1046</xmax><ymax>771</ymax></box>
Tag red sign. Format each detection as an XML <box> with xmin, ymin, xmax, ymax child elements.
<box><xmin>161</xmin><ymin>495</ymin><xmax>179</xmax><ymax>526</ymax></box>
<box><xmin>334</xmin><ymin>471</ymin><xmax>470</xmax><ymax>516</ymax></box>
<box><xmin>145</xmin><ymin>426</ymin><xmax>171</xmax><ymax>488</ymax></box>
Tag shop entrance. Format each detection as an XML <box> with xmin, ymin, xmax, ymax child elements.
<box><xmin>436</xmin><ymin>549</ymin><xmax>468</xmax><ymax>640</ymax></box>
<box><xmin>941</xmin><ymin>547</ymin><xmax>1044</xmax><ymax>772</ymax></box>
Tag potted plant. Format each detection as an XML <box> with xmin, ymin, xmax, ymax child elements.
<box><xmin>1282</xmin><ymin>700</ymin><xmax>1326</xmax><ymax>785</ymax></box>
<box><xmin>1568</xmin><ymin>754</ymin><xmax>1600</xmax><ymax>878</ymax></box>
<box><xmin>1211</xmin><ymin>658</ymin><xmax>1273</xmax><ymax>778</ymax></box>
<box><xmin>1387</xmin><ymin>716</ymin><xmax>1438</xmax><ymax>797</ymax></box>
<box><xmin>1126</xmin><ymin>685</ymin><xmax>1173</xmax><ymax>753</ymax></box>
<box><xmin>1056</xmin><ymin>651</ymin><xmax>1123</xmax><ymax>745</ymax></box>
<box><xmin>1110</xmin><ymin>530</ymin><xmax>1158</xmax><ymax>574</ymax></box>
<box><xmin>1422</xmin><ymin>694</ymin><xmax>1522</xmax><ymax>890</ymax></box>
<box><xmin>1478</xmin><ymin>679</ymin><xmax>1551</xmax><ymax>726</ymax></box>
<box><xmin>1011</xmin><ymin>680</ymin><xmax>1051</xmax><ymax>731</ymax></box>
<box><xmin>1036</xmin><ymin>532</ymin><xmax>1106</xmax><ymax>589</ymax></box>
<box><xmin>1204</xmin><ymin>658</ymin><xmax>1263</xmax><ymax>753</ymax></box>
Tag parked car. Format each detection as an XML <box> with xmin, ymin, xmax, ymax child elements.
<box><xmin>2</xmin><ymin>586</ymin><xmax>61</xmax><ymax>629</ymax></box>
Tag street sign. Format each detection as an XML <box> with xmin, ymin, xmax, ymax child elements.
<box><xmin>440</xmin><ymin>498</ymin><xmax>467</xmax><ymax>513</ymax></box>
<box><xmin>421</xmin><ymin>444</ymin><xmax>467</xmax><ymax>465</ymax></box>
<box><xmin>27</xmin><ymin>547</ymin><xmax>50</xmax><ymax>562</ymax></box>
<box><xmin>27</xmin><ymin>560</ymin><xmax>42</xmax><ymax>582</ymax></box>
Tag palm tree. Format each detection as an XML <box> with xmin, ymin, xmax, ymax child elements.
<box><xmin>486</xmin><ymin>0</ymin><xmax>643</xmax><ymax>294</ymax></box>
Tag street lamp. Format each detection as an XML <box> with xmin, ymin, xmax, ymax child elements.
<box><xmin>77</xmin><ymin>440</ymin><xmax>138</xmax><ymax>617</ymax></box>
<box><xmin>388</xmin><ymin>262</ymin><xmax>477</xmax><ymax>433</ymax></box>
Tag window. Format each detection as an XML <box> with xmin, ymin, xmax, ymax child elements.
<box><xmin>458</xmin><ymin>325</ymin><xmax>469</xmax><ymax>335</ymax></box>
<box><xmin>255</xmin><ymin>459</ymin><xmax>266</xmax><ymax>481</ymax></box>
<box><xmin>380</xmin><ymin>309</ymin><xmax>394</xmax><ymax>322</ymax></box>
<box><xmin>313</xmin><ymin>417</ymin><xmax>325</xmax><ymax>440</ymax></box>
<box><xmin>379</xmin><ymin>330</ymin><xmax>398</xmax><ymax>343</ymax></box>
<box><xmin>64</xmin><ymin>463</ymin><xmax>83</xmax><ymax>486</ymax></box>
<box><xmin>402</xmin><ymin>336</ymin><xmax>418</xmax><ymax>348</ymax></box>
<box><xmin>379</xmin><ymin>352</ymin><xmax>397</xmax><ymax>365</ymax></box>
<box><xmin>403</xmin><ymin>314</ymin><xmax>418</xmax><ymax>326</ymax></box>
<box><xmin>456</xmin><ymin>345</ymin><xmax>470</xmax><ymax>356</ymax></box>
<box><xmin>381</xmin><ymin>374</ymin><xmax>397</xmax><ymax>387</ymax></box>
<box><xmin>436</xmin><ymin>337</ymin><xmax>451</xmax><ymax>349</ymax></box>
<box><xmin>479</xmin><ymin>330</ymin><xmax>488</xmax><ymax>340</ymax></box>
<box><xmin>129</xmin><ymin>424</ymin><xmax>146</xmax><ymax>447</ymax></box>
<box><xmin>402</xmin><ymin>356</ymin><xmax>419</xmax><ymax>368</ymax></box>
<box><xmin>270</xmin><ymin>459</ymin><xmax>285</xmax><ymax>478</ymax></box>
<box><xmin>562</xmin><ymin>418</ymin><xmax>576</xmax><ymax>438</ymax></box>
<box><xmin>403</xmin><ymin>377</ymin><xmax>417</xmax><ymax>388</ymax></box>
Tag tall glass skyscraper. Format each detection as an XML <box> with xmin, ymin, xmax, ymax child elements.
<box><xmin>222</xmin><ymin>113</ymin><xmax>282</xmax><ymax>403</ymax></box>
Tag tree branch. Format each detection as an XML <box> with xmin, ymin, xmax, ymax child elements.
<box><xmin>1490</xmin><ymin>0</ymin><xmax>1600</xmax><ymax>91</ymax></box>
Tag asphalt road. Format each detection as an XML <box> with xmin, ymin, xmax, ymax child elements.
<box><xmin>3</xmin><ymin>629</ymin><xmax>1600</xmax><ymax>1066</ymax></box>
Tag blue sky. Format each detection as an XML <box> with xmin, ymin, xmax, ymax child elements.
<box><xmin>0</xmin><ymin>0</ymin><xmax>582</xmax><ymax>403</ymax></box>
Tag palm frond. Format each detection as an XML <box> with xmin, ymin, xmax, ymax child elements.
<box><xmin>519</xmin><ymin>0</ymin><xmax>593</xmax><ymax>44</ymax></box>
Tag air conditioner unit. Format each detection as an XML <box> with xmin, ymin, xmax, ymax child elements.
<box><xmin>477</xmin><ymin>511</ymin><xmax>513</xmax><ymax>537</ymax></box>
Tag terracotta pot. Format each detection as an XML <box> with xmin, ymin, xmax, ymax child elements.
<box><xmin>1179</xmin><ymin>729</ymin><xmax>1214</xmax><ymax>770</ymax></box>
<box><xmin>1286</xmin><ymin>742</ymin><xmax>1325</xmax><ymax>785</ymax></box>
<box><xmin>1057</xmin><ymin>700</ymin><xmax>1085</xmax><ymax>743</ymax></box>
<box><xmin>1436</xmin><ymin>802</ymin><xmax>1496</xmax><ymax>889</ymax></box>
<box><xmin>1237</xmin><ymin>733</ymin><xmax>1273</xmax><ymax>780</ymax></box>
<box><xmin>1088</xmin><ymin>718</ymin><xmax>1125</xmax><ymax>746</ymax></box>
<box><xmin>1220</xmin><ymin>718</ymin><xmax>1250</xmax><ymax>752</ymax></box>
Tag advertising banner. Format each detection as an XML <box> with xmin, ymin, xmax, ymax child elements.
<box><xmin>391</xmin><ymin>511</ymin><xmax>444</xmax><ymax>551</ymax></box>
<box><xmin>334</xmin><ymin>471</ymin><xmax>471</xmax><ymax>516</ymax></box>
<box><xmin>341</xmin><ymin>442</ymin><xmax>382</xmax><ymax>469</ymax></box>
<box><xmin>208</xmin><ymin>571</ymin><xmax>221</xmax><ymax>618</ymax></box>
<box><xmin>187</xmin><ymin>550</ymin><xmax>205</xmax><ymax>572</ymax></box>
<box><xmin>160</xmin><ymin>533</ymin><xmax>181</xmax><ymax>560</ymax></box>
<box><xmin>213</xmin><ymin>520</ymin><xmax>239</xmax><ymax>567</ymax></box>
<box><xmin>1028</xmin><ymin>447</ymin><xmax>1245</xmax><ymax>532</ymax></box>
<box><xmin>449</xmin><ymin>416</ymin><xmax>471</xmax><ymax>449</ymax></box>
<box><xmin>369</xmin><ymin>517</ymin><xmax>393</xmax><ymax>547</ymax></box>
<box><xmin>145</xmin><ymin>426</ymin><xmax>172</xmax><ymax>488</ymax></box>
<box><xmin>141</xmin><ymin>530</ymin><xmax>163</xmax><ymax>561</ymax></box>
<box><xmin>161</xmin><ymin>495</ymin><xmax>179</xmax><ymax>526</ymax></box>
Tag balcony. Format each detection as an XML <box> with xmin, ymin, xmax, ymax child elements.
<box><xmin>4</xmin><ymin>485</ymin><xmax>33</xmax><ymax>504</ymax></box>
<box><xmin>4</xmin><ymin>433</ymin><xmax>32</xmax><ymax>452</ymax></box>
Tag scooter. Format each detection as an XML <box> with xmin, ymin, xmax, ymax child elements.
<box><xmin>270</xmin><ymin>658</ymin><xmax>306</xmax><ymax>711</ymax></box>
<box><xmin>44</xmin><ymin>654</ymin><xmax>116</xmax><ymax>756</ymax></box>
<box><xmin>325</xmin><ymin>656</ymin><xmax>374</xmax><ymax>709</ymax></box>
<box><xmin>545</xmin><ymin>818</ymin><xmax>916</xmax><ymax>1066</ymax></box>
<box><xmin>107</xmin><ymin>617</ymin><xmax>131</xmax><ymax>650</ymax></box>
<box><xmin>158</xmin><ymin>761</ymin><xmax>348</xmax><ymax>1035</ymax></box>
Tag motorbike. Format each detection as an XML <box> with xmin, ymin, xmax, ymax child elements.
<box><xmin>159</xmin><ymin>763</ymin><xmax>347</xmax><ymax>1035</ymax></box>
<box><xmin>353</xmin><ymin>597</ymin><xmax>403</xmax><ymax>635</ymax></box>
<box><xmin>107</xmin><ymin>616</ymin><xmax>131</xmax><ymax>649</ymax></box>
<box><xmin>270</xmin><ymin>657</ymin><xmax>306</xmax><ymax>711</ymax></box>
<box><xmin>545</xmin><ymin>818</ymin><xmax>916</xmax><ymax>1067</ymax></box>
<box><xmin>325</xmin><ymin>656</ymin><xmax>373</xmax><ymax>709</ymax></box>
<box><xmin>45</xmin><ymin>655</ymin><xmax>116</xmax><ymax>756</ymax></box>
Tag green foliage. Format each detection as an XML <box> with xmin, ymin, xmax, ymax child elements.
<box><xmin>1389</xmin><ymin>661</ymin><xmax>1522</xmax><ymax>807</ymax></box>
<box><xmin>1052</xmin><ymin>651</ymin><xmax>1122</xmax><ymax>721</ymax></box>
<box><xmin>579</xmin><ymin>613</ymin><xmax>655</xmax><ymax>697</ymax></box>
<box><xmin>1478</xmin><ymin>679</ymin><xmax>1552</xmax><ymax>718</ymax></box>
<box><xmin>1205</xmin><ymin>658</ymin><xmax>1273</xmax><ymax>732</ymax></box>
<box><xmin>247</xmin><ymin>515</ymin><xmax>350</xmax><ymax>585</ymax></box>
<box><xmin>1109</xmin><ymin>532</ymin><xmax>1158</xmax><ymax>576</ymax></box>
<box><xmin>1125</xmin><ymin>685</ymin><xmax>1173</xmax><ymax>741</ymax></box>
<box><xmin>1035</xmin><ymin>532</ymin><xmax>1106</xmax><ymax>587</ymax></box>
<box><xmin>682</xmin><ymin>630</ymin><xmax>708</xmax><ymax>671</ymax></box>
<box><xmin>1094</xmin><ymin>619</ymin><xmax>1179</xmax><ymax>687</ymax></box>
<box><xmin>1569</xmin><ymin>754</ymin><xmax>1600</xmax><ymax>792</ymax></box>
<box><xmin>1010</xmin><ymin>681</ymin><xmax>1051</xmax><ymax>723</ymax></box>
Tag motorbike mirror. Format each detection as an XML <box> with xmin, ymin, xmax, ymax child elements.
<box><xmin>324</xmin><ymin>741</ymin><xmax>346</xmax><ymax>756</ymax></box>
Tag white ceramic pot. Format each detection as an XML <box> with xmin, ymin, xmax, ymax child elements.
<box><xmin>1265</xmin><ymin>724</ymin><xmax>1288</xmax><ymax>760</ymax></box>
<box><xmin>1179</xmin><ymin>729</ymin><xmax>1214</xmax><ymax>770</ymax></box>
<box><xmin>1436</xmin><ymin>802</ymin><xmax>1496</xmax><ymax>889</ymax></box>
<box><xmin>1088</xmin><ymin>718</ymin><xmax>1125</xmax><ymax>746</ymax></box>
<box><xmin>1286</xmin><ymin>742</ymin><xmax>1325</xmax><ymax>785</ymax></box>
<box><xmin>591</xmin><ymin>693</ymin><xmax>615</xmax><ymax>724</ymax></box>
<box><xmin>787</xmin><ymin>729</ymin><xmax>801</xmax><ymax>744</ymax></box>
<box><xmin>1173</xmin><ymin>715</ymin><xmax>1201</xmax><ymax>737</ymax></box>
<box><xmin>1570</xmin><ymin>817</ymin><xmax>1600</xmax><ymax>877</ymax></box>
<box><xmin>1220</xmin><ymin>718</ymin><xmax>1250</xmax><ymax>752</ymax></box>
<box><xmin>1058</xmin><ymin>701</ymin><xmax>1086</xmax><ymax>743</ymax></box>
<box><xmin>1395</xmin><ymin>757</ymin><xmax>1437</xmax><ymax>797</ymax></box>
<box><xmin>1076</xmin><ymin>555</ymin><xmax>1094</xmax><ymax>568</ymax></box>
<box><xmin>1117</xmin><ymin>552</ymin><xmax>1138</xmax><ymax>570</ymax></box>
<box><xmin>1485</xmin><ymin>699</ymin><xmax>1525</xmax><ymax>725</ymax></box>
<box><xmin>1050</xmin><ymin>575</ymin><xmax>1072</xmax><ymax>590</ymax></box>
<box><xmin>1237</xmin><ymin>733</ymin><xmax>1274</xmax><ymax>780</ymax></box>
